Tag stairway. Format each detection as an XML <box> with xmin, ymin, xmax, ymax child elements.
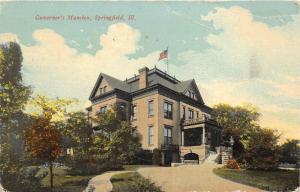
<box><xmin>203</xmin><ymin>151</ymin><xmax>219</xmax><ymax>164</ymax></box>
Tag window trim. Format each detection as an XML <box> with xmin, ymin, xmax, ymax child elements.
<box><xmin>148</xmin><ymin>125</ymin><xmax>154</xmax><ymax>146</ymax></box>
<box><xmin>163</xmin><ymin>126</ymin><xmax>172</xmax><ymax>145</ymax></box>
<box><xmin>164</xmin><ymin>101</ymin><xmax>173</xmax><ymax>120</ymax></box>
<box><xmin>148</xmin><ymin>100</ymin><xmax>154</xmax><ymax>117</ymax></box>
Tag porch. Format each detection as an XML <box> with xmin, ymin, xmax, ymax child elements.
<box><xmin>179</xmin><ymin>115</ymin><xmax>222</xmax><ymax>164</ymax></box>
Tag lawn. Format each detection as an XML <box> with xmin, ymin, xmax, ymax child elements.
<box><xmin>111</xmin><ymin>171</ymin><xmax>163</xmax><ymax>192</ymax></box>
<box><xmin>40</xmin><ymin>167</ymin><xmax>95</xmax><ymax>192</ymax></box>
<box><xmin>214</xmin><ymin>167</ymin><xmax>299</xmax><ymax>191</ymax></box>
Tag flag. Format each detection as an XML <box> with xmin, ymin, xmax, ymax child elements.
<box><xmin>158</xmin><ymin>49</ymin><xmax>168</xmax><ymax>61</ymax></box>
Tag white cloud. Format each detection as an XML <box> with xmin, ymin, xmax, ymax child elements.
<box><xmin>0</xmin><ymin>33</ymin><xmax>19</xmax><ymax>44</ymax></box>
<box><xmin>175</xmin><ymin>6</ymin><xmax>300</xmax><ymax>140</ymax></box>
<box><xmin>7</xmin><ymin>23</ymin><xmax>159</xmax><ymax>107</ymax></box>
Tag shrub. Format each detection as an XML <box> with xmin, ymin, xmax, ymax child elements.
<box><xmin>152</xmin><ymin>148</ymin><xmax>161</xmax><ymax>165</ymax></box>
<box><xmin>1</xmin><ymin>166</ymin><xmax>47</xmax><ymax>192</ymax></box>
<box><xmin>131</xmin><ymin>150</ymin><xmax>153</xmax><ymax>165</ymax></box>
<box><xmin>65</xmin><ymin>153</ymin><xmax>123</xmax><ymax>175</ymax></box>
<box><xmin>226</xmin><ymin>159</ymin><xmax>240</xmax><ymax>169</ymax></box>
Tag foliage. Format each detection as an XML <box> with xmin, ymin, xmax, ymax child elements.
<box><xmin>0</xmin><ymin>42</ymin><xmax>32</xmax><ymax>191</ymax></box>
<box><xmin>225</xmin><ymin>159</ymin><xmax>240</xmax><ymax>169</ymax></box>
<box><xmin>25</xmin><ymin>95</ymin><xmax>75</xmax><ymax>188</ymax></box>
<box><xmin>279</xmin><ymin>139</ymin><xmax>300</xmax><ymax>164</ymax></box>
<box><xmin>26</xmin><ymin>115</ymin><xmax>63</xmax><ymax>162</ymax></box>
<box><xmin>92</xmin><ymin>108</ymin><xmax>141</xmax><ymax>168</ymax></box>
<box><xmin>212</xmin><ymin>103</ymin><xmax>261</xmax><ymax>163</ymax></box>
<box><xmin>111</xmin><ymin>172</ymin><xmax>163</xmax><ymax>192</ymax></box>
<box><xmin>62</xmin><ymin>111</ymin><xmax>93</xmax><ymax>153</ymax></box>
<box><xmin>152</xmin><ymin>148</ymin><xmax>162</xmax><ymax>165</ymax></box>
<box><xmin>1</xmin><ymin>166</ymin><xmax>47</xmax><ymax>192</ymax></box>
<box><xmin>212</xmin><ymin>103</ymin><xmax>260</xmax><ymax>141</ymax></box>
<box><xmin>131</xmin><ymin>150</ymin><xmax>153</xmax><ymax>165</ymax></box>
<box><xmin>244</xmin><ymin>127</ymin><xmax>281</xmax><ymax>170</ymax></box>
<box><xmin>25</xmin><ymin>114</ymin><xmax>63</xmax><ymax>188</ymax></box>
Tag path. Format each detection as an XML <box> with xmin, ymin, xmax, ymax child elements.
<box><xmin>138</xmin><ymin>164</ymin><xmax>264</xmax><ymax>192</ymax></box>
<box><xmin>83</xmin><ymin>171</ymin><xmax>133</xmax><ymax>192</ymax></box>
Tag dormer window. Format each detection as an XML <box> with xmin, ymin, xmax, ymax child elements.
<box><xmin>188</xmin><ymin>91</ymin><xmax>191</xmax><ymax>97</ymax></box>
<box><xmin>103</xmin><ymin>86</ymin><xmax>107</xmax><ymax>93</ymax></box>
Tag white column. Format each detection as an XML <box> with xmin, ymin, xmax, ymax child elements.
<box><xmin>202</xmin><ymin>126</ymin><xmax>205</xmax><ymax>145</ymax></box>
<box><xmin>181</xmin><ymin>131</ymin><xmax>184</xmax><ymax>146</ymax></box>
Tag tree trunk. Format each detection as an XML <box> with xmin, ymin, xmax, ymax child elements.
<box><xmin>49</xmin><ymin>161</ymin><xmax>53</xmax><ymax>189</ymax></box>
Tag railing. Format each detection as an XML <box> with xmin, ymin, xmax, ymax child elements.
<box><xmin>183</xmin><ymin>114</ymin><xmax>211</xmax><ymax>126</ymax></box>
<box><xmin>161</xmin><ymin>144</ymin><xmax>179</xmax><ymax>151</ymax></box>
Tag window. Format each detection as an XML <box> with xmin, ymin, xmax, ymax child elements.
<box><xmin>100</xmin><ymin>106</ymin><xmax>107</xmax><ymax>113</ymax></box>
<box><xmin>103</xmin><ymin>86</ymin><xmax>107</xmax><ymax>93</ymax></box>
<box><xmin>164</xmin><ymin>102</ymin><xmax>173</xmax><ymax>119</ymax></box>
<box><xmin>132</xmin><ymin>105</ymin><xmax>137</xmax><ymax>120</ymax></box>
<box><xmin>196</xmin><ymin>111</ymin><xmax>199</xmax><ymax>118</ymax></box>
<box><xmin>99</xmin><ymin>88</ymin><xmax>103</xmax><ymax>94</ymax></box>
<box><xmin>188</xmin><ymin>91</ymin><xmax>191</xmax><ymax>97</ymax></box>
<box><xmin>192</xmin><ymin>92</ymin><xmax>195</xmax><ymax>99</ymax></box>
<box><xmin>188</xmin><ymin>109</ymin><xmax>194</xmax><ymax>119</ymax></box>
<box><xmin>148</xmin><ymin>126</ymin><xmax>154</xmax><ymax>146</ymax></box>
<box><xmin>164</xmin><ymin>126</ymin><xmax>172</xmax><ymax>145</ymax></box>
<box><xmin>148</xmin><ymin>100</ymin><xmax>154</xmax><ymax>116</ymax></box>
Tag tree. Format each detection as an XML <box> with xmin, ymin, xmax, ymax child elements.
<box><xmin>25</xmin><ymin>95</ymin><xmax>76</xmax><ymax>188</ymax></box>
<box><xmin>244</xmin><ymin>127</ymin><xmax>281</xmax><ymax>170</ymax></box>
<box><xmin>62</xmin><ymin>111</ymin><xmax>93</xmax><ymax>154</ymax></box>
<box><xmin>212</xmin><ymin>103</ymin><xmax>260</xmax><ymax>140</ymax></box>
<box><xmin>212</xmin><ymin>103</ymin><xmax>260</xmax><ymax>161</ymax></box>
<box><xmin>280</xmin><ymin>139</ymin><xmax>300</xmax><ymax>164</ymax></box>
<box><xmin>26</xmin><ymin>114</ymin><xmax>62</xmax><ymax>189</ymax></box>
<box><xmin>0</xmin><ymin>42</ymin><xmax>31</xmax><ymax>191</ymax></box>
<box><xmin>93</xmin><ymin>107</ymin><xmax>141</xmax><ymax>168</ymax></box>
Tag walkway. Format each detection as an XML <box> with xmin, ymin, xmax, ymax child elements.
<box><xmin>83</xmin><ymin>171</ymin><xmax>133</xmax><ymax>192</ymax></box>
<box><xmin>138</xmin><ymin>164</ymin><xmax>264</xmax><ymax>192</ymax></box>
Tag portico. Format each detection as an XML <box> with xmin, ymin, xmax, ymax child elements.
<box><xmin>180</xmin><ymin>115</ymin><xmax>222</xmax><ymax>163</ymax></box>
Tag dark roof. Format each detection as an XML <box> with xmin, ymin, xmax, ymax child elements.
<box><xmin>89</xmin><ymin>67</ymin><xmax>202</xmax><ymax>102</ymax></box>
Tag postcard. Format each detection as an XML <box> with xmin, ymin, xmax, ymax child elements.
<box><xmin>0</xmin><ymin>1</ymin><xmax>299</xmax><ymax>192</ymax></box>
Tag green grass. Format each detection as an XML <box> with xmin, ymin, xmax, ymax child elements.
<box><xmin>214</xmin><ymin>167</ymin><xmax>299</xmax><ymax>191</ymax></box>
<box><xmin>40</xmin><ymin>167</ymin><xmax>95</xmax><ymax>192</ymax></box>
<box><xmin>111</xmin><ymin>172</ymin><xmax>163</xmax><ymax>192</ymax></box>
<box><xmin>111</xmin><ymin>172</ymin><xmax>139</xmax><ymax>191</ymax></box>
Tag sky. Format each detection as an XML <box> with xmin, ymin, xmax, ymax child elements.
<box><xmin>0</xmin><ymin>1</ymin><xmax>299</xmax><ymax>141</ymax></box>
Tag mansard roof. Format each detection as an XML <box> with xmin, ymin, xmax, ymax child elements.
<box><xmin>89</xmin><ymin>67</ymin><xmax>204</xmax><ymax>104</ymax></box>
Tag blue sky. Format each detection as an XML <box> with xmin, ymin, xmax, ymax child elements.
<box><xmin>0</xmin><ymin>1</ymin><xmax>299</xmax><ymax>140</ymax></box>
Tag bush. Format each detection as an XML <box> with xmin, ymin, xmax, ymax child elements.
<box><xmin>113</xmin><ymin>173</ymin><xmax>163</xmax><ymax>192</ymax></box>
<box><xmin>65</xmin><ymin>153</ymin><xmax>122</xmax><ymax>175</ymax></box>
<box><xmin>152</xmin><ymin>149</ymin><xmax>161</xmax><ymax>165</ymax></box>
<box><xmin>131</xmin><ymin>150</ymin><xmax>153</xmax><ymax>165</ymax></box>
<box><xmin>225</xmin><ymin>159</ymin><xmax>240</xmax><ymax>169</ymax></box>
<box><xmin>1</xmin><ymin>166</ymin><xmax>47</xmax><ymax>192</ymax></box>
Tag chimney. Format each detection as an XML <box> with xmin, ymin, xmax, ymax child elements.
<box><xmin>138</xmin><ymin>67</ymin><xmax>149</xmax><ymax>89</ymax></box>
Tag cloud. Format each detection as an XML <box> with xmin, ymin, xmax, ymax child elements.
<box><xmin>11</xmin><ymin>23</ymin><xmax>159</xmax><ymax>107</ymax></box>
<box><xmin>0</xmin><ymin>33</ymin><xmax>19</xmax><ymax>44</ymax></box>
<box><xmin>176</xmin><ymin>6</ymin><xmax>300</xmax><ymax>140</ymax></box>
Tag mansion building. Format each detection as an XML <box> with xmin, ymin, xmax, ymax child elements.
<box><xmin>87</xmin><ymin>67</ymin><xmax>222</xmax><ymax>165</ymax></box>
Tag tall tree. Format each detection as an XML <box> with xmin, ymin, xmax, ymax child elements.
<box><xmin>212</xmin><ymin>103</ymin><xmax>260</xmax><ymax>161</ymax></box>
<box><xmin>0</xmin><ymin>42</ymin><xmax>31</xmax><ymax>191</ymax></box>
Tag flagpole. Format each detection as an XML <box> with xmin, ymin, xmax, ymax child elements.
<box><xmin>166</xmin><ymin>46</ymin><xmax>169</xmax><ymax>74</ymax></box>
